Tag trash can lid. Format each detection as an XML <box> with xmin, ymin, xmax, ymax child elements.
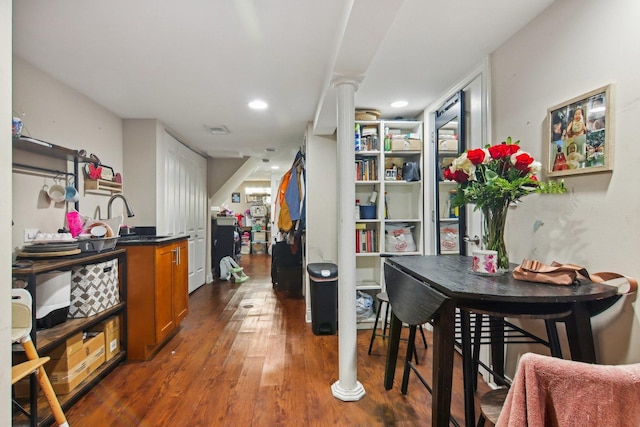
<box><xmin>307</xmin><ymin>262</ymin><xmax>338</xmax><ymax>280</ymax></box>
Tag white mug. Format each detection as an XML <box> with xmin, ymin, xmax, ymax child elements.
<box><xmin>47</xmin><ymin>184</ymin><xmax>66</xmax><ymax>203</ymax></box>
<box><xmin>472</xmin><ymin>249</ymin><xmax>498</xmax><ymax>274</ymax></box>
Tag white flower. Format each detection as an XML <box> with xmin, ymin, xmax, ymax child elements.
<box><xmin>450</xmin><ymin>153</ymin><xmax>477</xmax><ymax>181</ymax></box>
<box><xmin>480</xmin><ymin>148</ymin><xmax>492</xmax><ymax>164</ymax></box>
<box><xmin>529</xmin><ymin>161</ymin><xmax>541</xmax><ymax>174</ymax></box>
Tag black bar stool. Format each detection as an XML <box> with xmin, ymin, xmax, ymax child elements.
<box><xmin>368</xmin><ymin>292</ymin><xmax>427</xmax><ymax>361</ymax></box>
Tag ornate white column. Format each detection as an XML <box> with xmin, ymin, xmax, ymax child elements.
<box><xmin>330</xmin><ymin>75</ymin><xmax>365</xmax><ymax>401</ymax></box>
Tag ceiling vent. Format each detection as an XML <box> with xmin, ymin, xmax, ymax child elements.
<box><xmin>206</xmin><ymin>125</ymin><xmax>230</xmax><ymax>135</ymax></box>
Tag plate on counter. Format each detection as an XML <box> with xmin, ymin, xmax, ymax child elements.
<box><xmin>22</xmin><ymin>242</ymin><xmax>80</xmax><ymax>253</ymax></box>
<box><xmin>17</xmin><ymin>248</ymin><xmax>81</xmax><ymax>258</ymax></box>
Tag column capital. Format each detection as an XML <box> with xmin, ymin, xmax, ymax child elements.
<box><xmin>331</xmin><ymin>74</ymin><xmax>364</xmax><ymax>90</ymax></box>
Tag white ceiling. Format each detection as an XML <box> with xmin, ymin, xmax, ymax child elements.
<box><xmin>12</xmin><ymin>0</ymin><xmax>555</xmax><ymax>180</ymax></box>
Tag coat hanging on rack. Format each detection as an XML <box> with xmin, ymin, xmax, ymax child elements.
<box><xmin>276</xmin><ymin>151</ymin><xmax>305</xmax><ymax>233</ymax></box>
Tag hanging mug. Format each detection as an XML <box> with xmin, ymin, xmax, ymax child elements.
<box><xmin>47</xmin><ymin>184</ymin><xmax>66</xmax><ymax>203</ymax></box>
<box><xmin>64</xmin><ymin>177</ymin><xmax>79</xmax><ymax>203</ymax></box>
<box><xmin>65</xmin><ymin>185</ymin><xmax>79</xmax><ymax>203</ymax></box>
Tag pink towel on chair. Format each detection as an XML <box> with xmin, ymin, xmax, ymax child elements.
<box><xmin>496</xmin><ymin>352</ymin><xmax>640</xmax><ymax>427</ymax></box>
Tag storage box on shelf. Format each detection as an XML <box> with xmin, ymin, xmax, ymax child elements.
<box><xmin>15</xmin><ymin>330</ymin><xmax>108</xmax><ymax>398</ymax></box>
<box><xmin>69</xmin><ymin>259</ymin><xmax>120</xmax><ymax>318</ymax></box>
<box><xmin>84</xmin><ymin>178</ymin><xmax>123</xmax><ymax>195</ymax></box>
<box><xmin>88</xmin><ymin>315</ymin><xmax>121</xmax><ymax>362</ymax></box>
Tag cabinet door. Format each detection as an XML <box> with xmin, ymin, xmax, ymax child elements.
<box><xmin>156</xmin><ymin>246</ymin><xmax>176</xmax><ymax>342</ymax></box>
<box><xmin>162</xmin><ymin>131</ymin><xmax>207</xmax><ymax>293</ymax></box>
<box><xmin>435</xmin><ymin>91</ymin><xmax>466</xmax><ymax>255</ymax></box>
<box><xmin>174</xmin><ymin>241</ymin><xmax>189</xmax><ymax>324</ymax></box>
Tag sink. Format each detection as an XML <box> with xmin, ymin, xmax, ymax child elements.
<box><xmin>118</xmin><ymin>235</ymin><xmax>170</xmax><ymax>241</ymax></box>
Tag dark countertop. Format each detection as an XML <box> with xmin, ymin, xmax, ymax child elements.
<box><xmin>116</xmin><ymin>235</ymin><xmax>189</xmax><ymax>246</ymax></box>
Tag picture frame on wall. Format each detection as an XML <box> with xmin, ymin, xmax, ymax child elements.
<box><xmin>545</xmin><ymin>84</ymin><xmax>613</xmax><ymax>177</ymax></box>
<box><xmin>231</xmin><ymin>192</ymin><xmax>240</xmax><ymax>203</ymax></box>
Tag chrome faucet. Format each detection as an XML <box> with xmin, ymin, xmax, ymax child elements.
<box><xmin>107</xmin><ymin>194</ymin><xmax>135</xmax><ymax>218</ymax></box>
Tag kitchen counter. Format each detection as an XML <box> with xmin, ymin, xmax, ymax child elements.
<box><xmin>116</xmin><ymin>235</ymin><xmax>189</xmax><ymax>246</ymax></box>
<box><xmin>120</xmin><ymin>236</ymin><xmax>189</xmax><ymax>360</ymax></box>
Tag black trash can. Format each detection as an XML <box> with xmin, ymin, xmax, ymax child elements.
<box><xmin>307</xmin><ymin>263</ymin><xmax>338</xmax><ymax>335</ymax></box>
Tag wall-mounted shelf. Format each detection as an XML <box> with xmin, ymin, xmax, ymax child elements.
<box><xmin>13</xmin><ymin>136</ymin><xmax>91</xmax><ymax>162</ymax></box>
<box><xmin>12</xmin><ymin>136</ymin><xmax>89</xmax><ymax>211</ymax></box>
<box><xmin>84</xmin><ymin>179</ymin><xmax>123</xmax><ymax>195</ymax></box>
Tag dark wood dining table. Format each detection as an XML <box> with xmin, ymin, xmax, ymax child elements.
<box><xmin>383</xmin><ymin>255</ymin><xmax>619</xmax><ymax>427</ymax></box>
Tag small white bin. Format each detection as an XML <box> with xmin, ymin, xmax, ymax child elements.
<box><xmin>35</xmin><ymin>271</ymin><xmax>71</xmax><ymax>329</ymax></box>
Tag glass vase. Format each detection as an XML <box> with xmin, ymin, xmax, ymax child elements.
<box><xmin>481</xmin><ymin>201</ymin><xmax>510</xmax><ymax>273</ymax></box>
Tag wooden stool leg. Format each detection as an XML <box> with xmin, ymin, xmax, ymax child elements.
<box><xmin>418</xmin><ymin>324</ymin><xmax>428</xmax><ymax>349</ymax></box>
<box><xmin>368</xmin><ymin>299</ymin><xmax>383</xmax><ymax>355</ymax></box>
<box><xmin>401</xmin><ymin>325</ymin><xmax>417</xmax><ymax>395</ymax></box>
<box><xmin>545</xmin><ymin>319</ymin><xmax>563</xmax><ymax>358</ymax></box>
<box><xmin>22</xmin><ymin>339</ymin><xmax>69</xmax><ymax>427</ymax></box>
<box><xmin>382</xmin><ymin>302</ymin><xmax>390</xmax><ymax>338</ymax></box>
<box><xmin>473</xmin><ymin>313</ymin><xmax>483</xmax><ymax>391</ymax></box>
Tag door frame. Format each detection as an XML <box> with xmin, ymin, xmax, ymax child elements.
<box><xmin>424</xmin><ymin>57</ymin><xmax>491</xmax><ymax>255</ymax></box>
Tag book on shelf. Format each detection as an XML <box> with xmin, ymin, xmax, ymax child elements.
<box><xmin>355</xmin><ymin>229</ymin><xmax>377</xmax><ymax>253</ymax></box>
<box><xmin>355</xmin><ymin>158</ymin><xmax>377</xmax><ymax>181</ymax></box>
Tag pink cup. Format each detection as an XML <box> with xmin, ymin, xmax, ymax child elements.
<box><xmin>472</xmin><ymin>250</ymin><xmax>498</xmax><ymax>274</ymax></box>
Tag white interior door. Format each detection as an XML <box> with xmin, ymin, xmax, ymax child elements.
<box><xmin>162</xmin><ymin>132</ymin><xmax>207</xmax><ymax>293</ymax></box>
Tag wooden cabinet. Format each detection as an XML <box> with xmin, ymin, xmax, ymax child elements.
<box><xmin>173</xmin><ymin>240</ymin><xmax>189</xmax><ymax>324</ymax></box>
<box><xmin>11</xmin><ymin>249</ymin><xmax>127</xmax><ymax>426</ymax></box>
<box><xmin>125</xmin><ymin>238</ymin><xmax>188</xmax><ymax>361</ymax></box>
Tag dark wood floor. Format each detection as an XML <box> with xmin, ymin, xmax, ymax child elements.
<box><xmin>63</xmin><ymin>253</ymin><xmax>489</xmax><ymax>426</ymax></box>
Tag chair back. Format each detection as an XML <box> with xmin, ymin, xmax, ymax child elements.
<box><xmin>384</xmin><ymin>262</ymin><xmax>449</xmax><ymax>325</ymax></box>
<box><xmin>12</xmin><ymin>288</ymin><xmax>33</xmax><ymax>344</ymax></box>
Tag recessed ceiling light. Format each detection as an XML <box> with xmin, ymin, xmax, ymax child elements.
<box><xmin>390</xmin><ymin>100</ymin><xmax>408</xmax><ymax>108</ymax></box>
<box><xmin>249</xmin><ymin>100</ymin><xmax>268</xmax><ymax>110</ymax></box>
<box><xmin>271</xmin><ymin>166</ymin><xmax>280</xmax><ymax>170</ymax></box>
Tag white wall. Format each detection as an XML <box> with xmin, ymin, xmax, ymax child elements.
<box><xmin>122</xmin><ymin>119</ymin><xmax>161</xmax><ymax>227</ymax></box>
<box><xmin>2</xmin><ymin>0</ymin><xmax>13</xmax><ymax>422</ymax></box>
<box><xmin>305</xmin><ymin>125</ymin><xmax>338</xmax><ymax>264</ymax></box>
<box><xmin>304</xmin><ymin>124</ymin><xmax>338</xmax><ymax>320</ymax></box>
<box><xmin>491</xmin><ymin>0</ymin><xmax>640</xmax><ymax>366</ymax></box>
<box><xmin>12</xmin><ymin>57</ymin><xmax>124</xmax><ymax>251</ymax></box>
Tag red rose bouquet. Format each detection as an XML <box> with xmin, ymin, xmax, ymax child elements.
<box><xmin>444</xmin><ymin>137</ymin><xmax>564</xmax><ymax>271</ymax></box>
